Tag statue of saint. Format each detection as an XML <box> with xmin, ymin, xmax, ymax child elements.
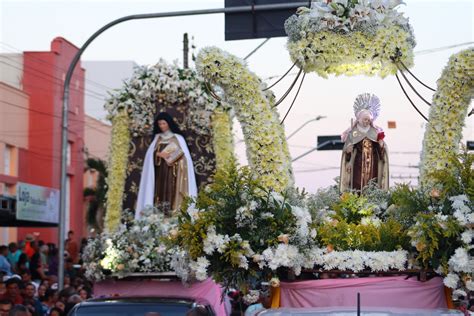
<box><xmin>340</xmin><ymin>93</ymin><xmax>389</xmax><ymax>192</ymax></box>
<box><xmin>135</xmin><ymin>112</ymin><xmax>197</xmax><ymax>219</ymax></box>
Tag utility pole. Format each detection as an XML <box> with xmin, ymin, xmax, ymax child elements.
<box><xmin>183</xmin><ymin>33</ymin><xmax>189</xmax><ymax>69</ymax></box>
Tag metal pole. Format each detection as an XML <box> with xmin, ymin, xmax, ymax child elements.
<box><xmin>286</xmin><ymin>115</ymin><xmax>326</xmax><ymax>140</ymax></box>
<box><xmin>291</xmin><ymin>140</ymin><xmax>341</xmax><ymax>162</ymax></box>
<box><xmin>59</xmin><ymin>2</ymin><xmax>309</xmax><ymax>290</ymax></box>
<box><xmin>243</xmin><ymin>38</ymin><xmax>270</xmax><ymax>60</ymax></box>
<box><xmin>183</xmin><ymin>33</ymin><xmax>189</xmax><ymax>69</ymax></box>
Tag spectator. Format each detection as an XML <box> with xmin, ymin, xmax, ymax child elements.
<box><xmin>16</xmin><ymin>255</ymin><xmax>28</xmax><ymax>274</ymax></box>
<box><xmin>65</xmin><ymin>232</ymin><xmax>78</xmax><ymax>264</ymax></box>
<box><xmin>186</xmin><ymin>306</ymin><xmax>210</xmax><ymax>316</ymax></box>
<box><xmin>6</xmin><ymin>244</ymin><xmax>21</xmax><ymax>274</ymax></box>
<box><xmin>0</xmin><ymin>247</ymin><xmax>12</xmax><ymax>277</ymax></box>
<box><xmin>23</xmin><ymin>236</ymin><xmax>35</xmax><ymax>259</ymax></box>
<box><xmin>23</xmin><ymin>283</ymin><xmax>43</xmax><ymax>316</ymax></box>
<box><xmin>5</xmin><ymin>279</ymin><xmax>22</xmax><ymax>305</ymax></box>
<box><xmin>38</xmin><ymin>247</ymin><xmax>48</xmax><ymax>274</ymax></box>
<box><xmin>47</xmin><ymin>307</ymin><xmax>62</xmax><ymax>316</ymax></box>
<box><xmin>19</xmin><ymin>271</ymin><xmax>33</xmax><ymax>287</ymax></box>
<box><xmin>0</xmin><ymin>281</ymin><xmax>6</xmax><ymax>298</ymax></box>
<box><xmin>0</xmin><ymin>299</ymin><xmax>12</xmax><ymax>316</ymax></box>
<box><xmin>64</xmin><ymin>261</ymin><xmax>75</xmax><ymax>281</ymax></box>
<box><xmin>46</xmin><ymin>250</ymin><xmax>57</xmax><ymax>278</ymax></box>
<box><xmin>22</xmin><ymin>299</ymin><xmax>37</xmax><ymax>316</ymax></box>
<box><xmin>28</xmin><ymin>249</ymin><xmax>45</xmax><ymax>284</ymax></box>
<box><xmin>8</xmin><ymin>304</ymin><xmax>30</xmax><ymax>316</ymax></box>
<box><xmin>77</xmin><ymin>288</ymin><xmax>90</xmax><ymax>301</ymax></box>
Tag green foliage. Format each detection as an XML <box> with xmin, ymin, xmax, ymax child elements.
<box><xmin>407</xmin><ymin>213</ymin><xmax>462</xmax><ymax>269</ymax></box>
<box><xmin>172</xmin><ymin>163</ymin><xmax>308</xmax><ymax>290</ymax></box>
<box><xmin>317</xmin><ymin>218</ymin><xmax>409</xmax><ymax>251</ymax></box>
<box><xmin>387</xmin><ymin>184</ymin><xmax>429</xmax><ymax>229</ymax></box>
<box><xmin>427</xmin><ymin>149</ymin><xmax>474</xmax><ymax>202</ymax></box>
<box><xmin>332</xmin><ymin>193</ymin><xmax>375</xmax><ymax>224</ymax></box>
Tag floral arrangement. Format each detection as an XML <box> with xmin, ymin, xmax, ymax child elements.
<box><xmin>285</xmin><ymin>0</ymin><xmax>416</xmax><ymax>77</ymax></box>
<box><xmin>104</xmin><ymin>111</ymin><xmax>131</xmax><ymax>231</ymax></box>
<box><xmin>168</xmin><ymin>165</ymin><xmax>412</xmax><ymax>296</ymax></box>
<box><xmin>104</xmin><ymin>59</ymin><xmax>221</xmax><ymax>136</ymax></box>
<box><xmin>169</xmin><ymin>165</ymin><xmax>315</xmax><ymax>290</ymax></box>
<box><xmin>196</xmin><ymin>47</ymin><xmax>293</xmax><ymax>191</ymax></box>
<box><xmin>420</xmin><ymin>48</ymin><xmax>474</xmax><ymax>187</ymax></box>
<box><xmin>83</xmin><ymin>207</ymin><xmax>176</xmax><ymax>281</ymax></box>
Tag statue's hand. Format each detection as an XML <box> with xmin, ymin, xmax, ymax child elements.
<box><xmin>378</xmin><ymin>140</ymin><xmax>384</xmax><ymax>148</ymax></box>
<box><xmin>346</xmin><ymin>145</ymin><xmax>353</xmax><ymax>153</ymax></box>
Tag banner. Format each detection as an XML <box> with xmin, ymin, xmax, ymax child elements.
<box><xmin>16</xmin><ymin>182</ymin><xmax>59</xmax><ymax>224</ymax></box>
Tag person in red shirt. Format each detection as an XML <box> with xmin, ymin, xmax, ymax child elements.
<box><xmin>5</xmin><ymin>278</ymin><xmax>23</xmax><ymax>305</ymax></box>
<box><xmin>65</xmin><ymin>231</ymin><xmax>79</xmax><ymax>264</ymax></box>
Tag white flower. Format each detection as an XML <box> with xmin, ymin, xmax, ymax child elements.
<box><xmin>466</xmin><ymin>280</ymin><xmax>474</xmax><ymax>291</ymax></box>
<box><xmin>461</xmin><ymin>230</ymin><xmax>473</xmax><ymax>245</ymax></box>
<box><xmin>190</xmin><ymin>256</ymin><xmax>210</xmax><ymax>281</ymax></box>
<box><xmin>452</xmin><ymin>289</ymin><xmax>467</xmax><ymax>300</ymax></box>
<box><xmin>203</xmin><ymin>226</ymin><xmax>230</xmax><ymax>255</ymax></box>
<box><xmin>243</xmin><ymin>290</ymin><xmax>260</xmax><ymax>305</ymax></box>
<box><xmin>443</xmin><ymin>273</ymin><xmax>459</xmax><ymax>289</ymax></box>
<box><xmin>448</xmin><ymin>248</ymin><xmax>473</xmax><ymax>273</ymax></box>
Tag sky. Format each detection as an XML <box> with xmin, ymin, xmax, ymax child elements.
<box><xmin>1</xmin><ymin>0</ymin><xmax>473</xmax><ymax>192</ymax></box>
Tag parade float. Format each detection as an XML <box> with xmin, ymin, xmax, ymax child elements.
<box><xmin>83</xmin><ymin>0</ymin><xmax>473</xmax><ymax>314</ymax></box>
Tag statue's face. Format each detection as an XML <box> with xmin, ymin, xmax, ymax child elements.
<box><xmin>158</xmin><ymin>120</ymin><xmax>170</xmax><ymax>133</ymax></box>
<box><xmin>358</xmin><ymin>112</ymin><xmax>372</xmax><ymax>127</ymax></box>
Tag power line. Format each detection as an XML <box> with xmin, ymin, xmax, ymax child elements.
<box><xmin>0</xmin><ymin>59</ymin><xmax>108</xmax><ymax>101</ymax></box>
<box><xmin>0</xmin><ymin>41</ymin><xmax>115</xmax><ymax>91</ymax></box>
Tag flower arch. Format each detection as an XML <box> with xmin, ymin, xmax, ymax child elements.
<box><xmin>420</xmin><ymin>48</ymin><xmax>474</xmax><ymax>187</ymax></box>
<box><xmin>103</xmin><ymin>60</ymin><xmax>234</xmax><ymax>231</ymax></box>
<box><xmin>196</xmin><ymin>47</ymin><xmax>293</xmax><ymax>192</ymax></box>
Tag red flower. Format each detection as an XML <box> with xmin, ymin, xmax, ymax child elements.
<box><xmin>377</xmin><ymin>131</ymin><xmax>385</xmax><ymax>141</ymax></box>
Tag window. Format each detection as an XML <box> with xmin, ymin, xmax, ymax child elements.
<box><xmin>67</xmin><ymin>142</ymin><xmax>72</xmax><ymax>167</ymax></box>
<box><xmin>3</xmin><ymin>145</ymin><xmax>12</xmax><ymax>175</ymax></box>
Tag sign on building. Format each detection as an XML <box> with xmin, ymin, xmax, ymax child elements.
<box><xmin>16</xmin><ymin>182</ymin><xmax>59</xmax><ymax>224</ymax></box>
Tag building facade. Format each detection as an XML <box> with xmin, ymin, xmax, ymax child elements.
<box><xmin>0</xmin><ymin>37</ymin><xmax>85</xmax><ymax>244</ymax></box>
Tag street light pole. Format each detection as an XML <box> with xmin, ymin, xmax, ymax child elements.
<box><xmin>286</xmin><ymin>115</ymin><xmax>326</xmax><ymax>140</ymax></box>
<box><xmin>58</xmin><ymin>2</ymin><xmax>309</xmax><ymax>290</ymax></box>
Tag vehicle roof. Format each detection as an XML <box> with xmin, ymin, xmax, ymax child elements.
<box><xmin>253</xmin><ymin>307</ymin><xmax>464</xmax><ymax>316</ymax></box>
<box><xmin>80</xmin><ymin>296</ymin><xmax>199</xmax><ymax>305</ymax></box>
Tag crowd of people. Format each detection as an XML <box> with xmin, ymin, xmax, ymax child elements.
<box><xmin>0</xmin><ymin>231</ymin><xmax>91</xmax><ymax>316</ymax></box>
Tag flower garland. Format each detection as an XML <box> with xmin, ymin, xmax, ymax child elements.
<box><xmin>442</xmin><ymin>195</ymin><xmax>474</xmax><ymax>300</ymax></box>
<box><xmin>285</xmin><ymin>0</ymin><xmax>415</xmax><ymax>77</ymax></box>
<box><xmin>420</xmin><ymin>48</ymin><xmax>474</xmax><ymax>187</ymax></box>
<box><xmin>83</xmin><ymin>207</ymin><xmax>175</xmax><ymax>281</ymax></box>
<box><xmin>308</xmin><ymin>249</ymin><xmax>408</xmax><ymax>272</ymax></box>
<box><xmin>196</xmin><ymin>47</ymin><xmax>293</xmax><ymax>192</ymax></box>
<box><xmin>104</xmin><ymin>110</ymin><xmax>130</xmax><ymax>231</ymax></box>
<box><xmin>211</xmin><ymin>109</ymin><xmax>236</xmax><ymax>171</ymax></box>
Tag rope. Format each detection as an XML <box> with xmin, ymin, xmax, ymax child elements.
<box><xmin>396</xmin><ymin>64</ymin><xmax>432</xmax><ymax>106</ymax></box>
<box><xmin>263</xmin><ymin>62</ymin><xmax>297</xmax><ymax>91</ymax></box>
<box><xmin>274</xmin><ymin>68</ymin><xmax>303</xmax><ymax>107</ymax></box>
<box><xmin>280</xmin><ymin>72</ymin><xmax>306</xmax><ymax>125</ymax></box>
<box><xmin>399</xmin><ymin>61</ymin><xmax>436</xmax><ymax>92</ymax></box>
<box><xmin>395</xmin><ymin>72</ymin><xmax>429</xmax><ymax>122</ymax></box>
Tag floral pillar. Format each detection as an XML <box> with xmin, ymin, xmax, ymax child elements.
<box><xmin>420</xmin><ymin>48</ymin><xmax>474</xmax><ymax>187</ymax></box>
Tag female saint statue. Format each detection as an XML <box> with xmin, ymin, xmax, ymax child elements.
<box><xmin>135</xmin><ymin>112</ymin><xmax>197</xmax><ymax>219</ymax></box>
<box><xmin>340</xmin><ymin>93</ymin><xmax>389</xmax><ymax>192</ymax></box>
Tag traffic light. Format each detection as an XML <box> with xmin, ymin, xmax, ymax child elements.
<box><xmin>225</xmin><ymin>0</ymin><xmax>305</xmax><ymax>40</ymax></box>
